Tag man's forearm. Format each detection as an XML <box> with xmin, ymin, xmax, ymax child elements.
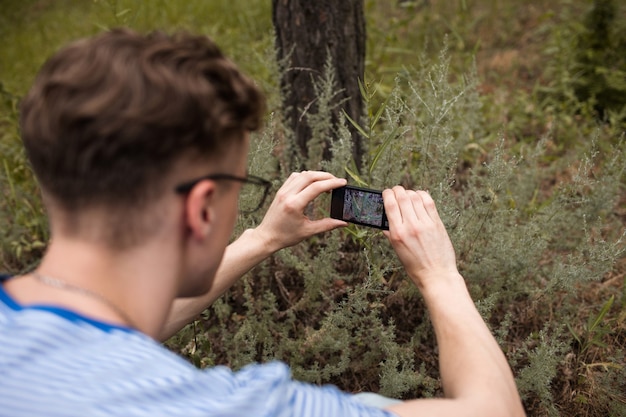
<box><xmin>377</xmin><ymin>188</ymin><xmax>524</xmax><ymax>416</ymax></box>
<box><xmin>389</xmin><ymin>274</ymin><xmax>524</xmax><ymax>417</ymax></box>
<box><xmin>426</xmin><ymin>276</ymin><xmax>521</xmax><ymax>405</ymax></box>
<box><xmin>160</xmin><ymin>228</ymin><xmax>275</xmax><ymax>341</ymax></box>
<box><xmin>160</xmin><ymin>171</ymin><xmax>349</xmax><ymax>341</ymax></box>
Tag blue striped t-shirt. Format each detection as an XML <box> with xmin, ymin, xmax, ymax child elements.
<box><xmin>0</xmin><ymin>276</ymin><xmax>395</xmax><ymax>417</ymax></box>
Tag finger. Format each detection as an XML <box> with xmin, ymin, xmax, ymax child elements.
<box><xmin>417</xmin><ymin>190</ymin><xmax>441</xmax><ymax>223</ymax></box>
<box><xmin>383</xmin><ymin>188</ymin><xmax>402</xmax><ymax>230</ymax></box>
<box><xmin>278</xmin><ymin>171</ymin><xmax>302</xmax><ymax>191</ymax></box>
<box><xmin>306</xmin><ymin>218</ymin><xmax>348</xmax><ymax>235</ymax></box>
<box><xmin>280</xmin><ymin>171</ymin><xmax>341</xmax><ymax>195</ymax></box>
<box><xmin>271</xmin><ymin>172</ymin><xmax>339</xmax><ymax>210</ymax></box>
<box><xmin>393</xmin><ymin>186</ymin><xmax>419</xmax><ymax>227</ymax></box>
<box><xmin>296</xmin><ymin>177</ymin><xmax>347</xmax><ymax>206</ymax></box>
<box><xmin>271</xmin><ymin>173</ymin><xmax>301</xmax><ymax>199</ymax></box>
<box><xmin>409</xmin><ymin>191</ymin><xmax>430</xmax><ymax>222</ymax></box>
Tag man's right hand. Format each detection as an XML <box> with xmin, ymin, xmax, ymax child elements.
<box><xmin>381</xmin><ymin>186</ymin><xmax>526</xmax><ymax>417</ymax></box>
<box><xmin>382</xmin><ymin>187</ymin><xmax>459</xmax><ymax>291</ymax></box>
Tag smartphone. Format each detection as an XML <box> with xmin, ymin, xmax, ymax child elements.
<box><xmin>330</xmin><ymin>185</ymin><xmax>389</xmax><ymax>230</ymax></box>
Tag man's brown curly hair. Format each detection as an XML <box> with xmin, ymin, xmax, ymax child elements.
<box><xmin>20</xmin><ymin>28</ymin><xmax>266</xmax><ymax>215</ymax></box>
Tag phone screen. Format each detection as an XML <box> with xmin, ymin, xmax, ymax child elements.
<box><xmin>331</xmin><ymin>185</ymin><xmax>389</xmax><ymax>230</ymax></box>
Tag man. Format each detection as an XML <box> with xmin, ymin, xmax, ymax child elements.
<box><xmin>0</xmin><ymin>29</ymin><xmax>525</xmax><ymax>416</ymax></box>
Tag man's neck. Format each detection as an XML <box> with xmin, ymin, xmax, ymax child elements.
<box><xmin>9</xmin><ymin>236</ymin><xmax>181</xmax><ymax>339</ymax></box>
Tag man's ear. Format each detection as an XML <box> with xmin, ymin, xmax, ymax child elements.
<box><xmin>184</xmin><ymin>180</ymin><xmax>216</xmax><ymax>241</ymax></box>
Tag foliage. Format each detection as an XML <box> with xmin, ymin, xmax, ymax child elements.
<box><xmin>573</xmin><ymin>0</ymin><xmax>626</xmax><ymax>122</ymax></box>
<box><xmin>0</xmin><ymin>82</ymin><xmax>47</xmax><ymax>272</ymax></box>
<box><xmin>538</xmin><ymin>0</ymin><xmax>626</xmax><ymax>130</ymax></box>
<box><xmin>1</xmin><ymin>1</ymin><xmax>625</xmax><ymax>416</ymax></box>
<box><xmin>179</xmin><ymin>29</ymin><xmax>626</xmax><ymax>413</ymax></box>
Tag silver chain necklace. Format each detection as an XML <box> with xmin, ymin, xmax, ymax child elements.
<box><xmin>32</xmin><ymin>272</ymin><xmax>136</xmax><ymax>329</ymax></box>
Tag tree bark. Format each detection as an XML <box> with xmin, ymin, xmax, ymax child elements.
<box><xmin>272</xmin><ymin>0</ymin><xmax>366</xmax><ymax>169</ymax></box>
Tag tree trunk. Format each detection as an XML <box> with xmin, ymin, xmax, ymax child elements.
<box><xmin>272</xmin><ymin>0</ymin><xmax>366</xmax><ymax>169</ymax></box>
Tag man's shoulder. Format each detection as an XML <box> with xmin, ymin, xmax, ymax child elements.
<box><xmin>0</xmin><ymin>307</ymin><xmax>394</xmax><ymax>417</ymax></box>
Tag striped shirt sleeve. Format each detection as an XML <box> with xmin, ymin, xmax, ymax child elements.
<box><xmin>0</xmin><ymin>278</ymin><xmax>397</xmax><ymax>417</ymax></box>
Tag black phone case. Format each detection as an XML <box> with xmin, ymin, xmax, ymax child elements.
<box><xmin>330</xmin><ymin>185</ymin><xmax>389</xmax><ymax>230</ymax></box>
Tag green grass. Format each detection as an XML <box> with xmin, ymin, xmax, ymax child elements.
<box><xmin>1</xmin><ymin>1</ymin><xmax>625</xmax><ymax>416</ymax></box>
<box><xmin>0</xmin><ymin>0</ymin><xmax>274</xmax><ymax>92</ymax></box>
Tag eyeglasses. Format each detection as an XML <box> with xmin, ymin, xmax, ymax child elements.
<box><xmin>175</xmin><ymin>173</ymin><xmax>271</xmax><ymax>214</ymax></box>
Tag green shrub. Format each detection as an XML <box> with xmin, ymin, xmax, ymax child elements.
<box><xmin>573</xmin><ymin>0</ymin><xmax>626</xmax><ymax>121</ymax></box>
<box><xmin>0</xmin><ymin>82</ymin><xmax>47</xmax><ymax>272</ymax></box>
<box><xmin>1</xmin><ymin>1</ymin><xmax>624</xmax><ymax>415</ymax></box>
<box><xmin>538</xmin><ymin>0</ymin><xmax>626</xmax><ymax>130</ymax></box>
<box><xmin>179</xmin><ymin>44</ymin><xmax>625</xmax><ymax>415</ymax></box>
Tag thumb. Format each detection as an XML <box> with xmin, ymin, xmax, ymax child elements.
<box><xmin>308</xmin><ymin>218</ymin><xmax>348</xmax><ymax>234</ymax></box>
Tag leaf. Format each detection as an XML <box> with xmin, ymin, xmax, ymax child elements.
<box><xmin>357</xmin><ymin>78</ymin><xmax>369</xmax><ymax>103</ymax></box>
<box><xmin>342</xmin><ymin>110</ymin><xmax>369</xmax><ymax>139</ymax></box>
<box><xmin>566</xmin><ymin>322</ymin><xmax>581</xmax><ymax>346</ymax></box>
<box><xmin>116</xmin><ymin>8</ymin><xmax>132</xmax><ymax>17</ymax></box>
<box><xmin>371</xmin><ymin>103</ymin><xmax>386</xmax><ymax>130</ymax></box>
<box><xmin>344</xmin><ymin>224</ymin><xmax>366</xmax><ymax>240</ymax></box>
<box><xmin>370</xmin><ymin>93</ymin><xmax>391</xmax><ymax>130</ymax></box>
<box><xmin>590</xmin><ymin>339</ymin><xmax>607</xmax><ymax>349</ymax></box>
<box><xmin>344</xmin><ymin>165</ymin><xmax>368</xmax><ymax>187</ymax></box>
<box><xmin>587</xmin><ymin>295</ymin><xmax>614</xmax><ymax>332</ymax></box>
<box><xmin>30</xmin><ymin>241</ymin><xmax>46</xmax><ymax>249</ymax></box>
<box><xmin>369</xmin><ymin>126</ymin><xmax>400</xmax><ymax>177</ymax></box>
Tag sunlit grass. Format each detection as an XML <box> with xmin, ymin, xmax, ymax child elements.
<box><xmin>0</xmin><ymin>0</ymin><xmax>274</xmax><ymax>95</ymax></box>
